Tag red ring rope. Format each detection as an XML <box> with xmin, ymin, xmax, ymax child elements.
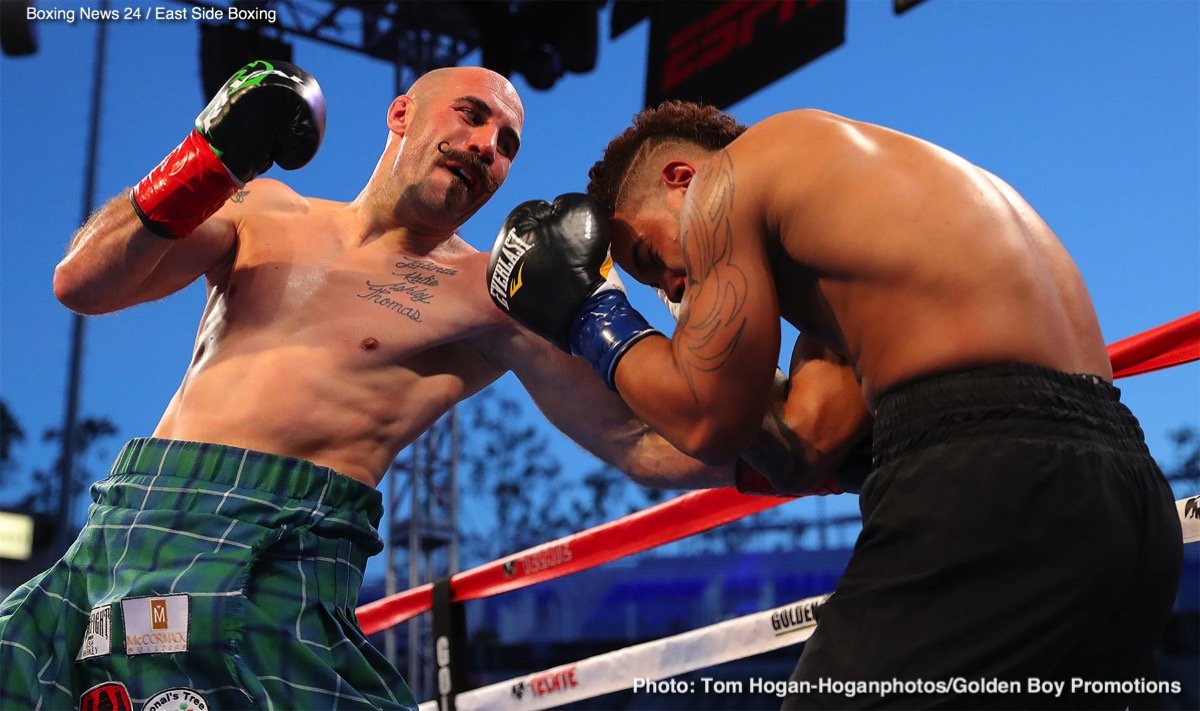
<box><xmin>357</xmin><ymin>311</ymin><xmax>1200</xmax><ymax>635</ymax></box>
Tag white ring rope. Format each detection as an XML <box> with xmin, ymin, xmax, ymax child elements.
<box><xmin>420</xmin><ymin>497</ymin><xmax>1198</xmax><ymax>710</ymax></box>
<box><xmin>420</xmin><ymin>594</ymin><xmax>829</xmax><ymax>711</ymax></box>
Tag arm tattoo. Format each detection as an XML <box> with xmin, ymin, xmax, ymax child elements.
<box><xmin>231</xmin><ymin>190</ymin><xmax>250</xmax><ymax>203</ymax></box>
<box><xmin>675</xmin><ymin>150</ymin><xmax>749</xmax><ymax>402</ymax></box>
<box><xmin>739</xmin><ymin>370</ymin><xmax>809</xmax><ymax>485</ymax></box>
<box><xmin>741</xmin><ymin>401</ymin><xmax>810</xmax><ymax>485</ymax></box>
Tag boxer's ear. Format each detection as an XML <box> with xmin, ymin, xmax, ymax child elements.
<box><xmin>661</xmin><ymin>160</ymin><xmax>695</xmax><ymax>189</ymax></box>
<box><xmin>387</xmin><ymin>96</ymin><xmax>413</xmax><ymax>136</ymax></box>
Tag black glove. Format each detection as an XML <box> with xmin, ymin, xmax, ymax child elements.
<box><xmin>487</xmin><ymin>193</ymin><xmax>662</xmax><ymax>389</ymax></box>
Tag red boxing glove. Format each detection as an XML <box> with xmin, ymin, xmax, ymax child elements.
<box><xmin>130</xmin><ymin>130</ymin><xmax>239</xmax><ymax>239</ymax></box>
<box><xmin>130</xmin><ymin>60</ymin><xmax>325</xmax><ymax>239</ymax></box>
<box><xmin>734</xmin><ymin>460</ymin><xmax>844</xmax><ymax>498</ymax></box>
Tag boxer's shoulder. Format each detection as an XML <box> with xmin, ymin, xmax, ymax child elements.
<box><xmin>223</xmin><ymin>179</ymin><xmax>342</xmax><ymax>245</ymax></box>
<box><xmin>225</xmin><ymin>178</ymin><xmax>312</xmax><ymax>216</ymax></box>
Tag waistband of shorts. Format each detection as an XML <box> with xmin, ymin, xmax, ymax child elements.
<box><xmin>872</xmin><ymin>362</ymin><xmax>1148</xmax><ymax>467</ymax></box>
<box><xmin>108</xmin><ymin>437</ymin><xmax>383</xmax><ymax>522</ymax></box>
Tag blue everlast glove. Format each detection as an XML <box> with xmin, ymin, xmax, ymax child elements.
<box><xmin>486</xmin><ymin>193</ymin><xmax>662</xmax><ymax>390</ymax></box>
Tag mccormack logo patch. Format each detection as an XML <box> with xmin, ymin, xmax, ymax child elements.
<box><xmin>121</xmin><ymin>594</ymin><xmax>188</xmax><ymax>655</ymax></box>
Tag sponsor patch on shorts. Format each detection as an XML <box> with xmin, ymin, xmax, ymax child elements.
<box><xmin>142</xmin><ymin>687</ymin><xmax>209</xmax><ymax>711</ymax></box>
<box><xmin>76</xmin><ymin>603</ymin><xmax>113</xmax><ymax>660</ymax></box>
<box><xmin>78</xmin><ymin>681</ymin><xmax>133</xmax><ymax>711</ymax></box>
<box><xmin>121</xmin><ymin>594</ymin><xmax>188</xmax><ymax>655</ymax></box>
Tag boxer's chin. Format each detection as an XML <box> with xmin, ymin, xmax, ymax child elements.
<box><xmin>445</xmin><ymin>179</ymin><xmax>470</xmax><ymax>204</ymax></box>
<box><xmin>444</xmin><ymin>180</ymin><xmax>486</xmax><ymax>218</ymax></box>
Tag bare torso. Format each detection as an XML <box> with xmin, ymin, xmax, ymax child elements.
<box><xmin>728</xmin><ymin>110</ymin><xmax>1112</xmax><ymax>405</ymax></box>
<box><xmin>153</xmin><ymin>181</ymin><xmax>511</xmax><ymax>485</ymax></box>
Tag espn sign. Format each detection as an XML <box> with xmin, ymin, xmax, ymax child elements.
<box><xmin>645</xmin><ymin>0</ymin><xmax>846</xmax><ymax>109</ymax></box>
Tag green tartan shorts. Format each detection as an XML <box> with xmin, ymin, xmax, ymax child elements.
<box><xmin>0</xmin><ymin>437</ymin><xmax>417</xmax><ymax>710</ymax></box>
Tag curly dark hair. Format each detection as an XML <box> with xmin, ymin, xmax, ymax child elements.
<box><xmin>587</xmin><ymin>101</ymin><xmax>747</xmax><ymax>217</ymax></box>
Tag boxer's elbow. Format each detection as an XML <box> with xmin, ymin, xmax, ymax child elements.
<box><xmin>53</xmin><ymin>262</ymin><xmax>90</xmax><ymax>312</ymax></box>
<box><xmin>608</xmin><ymin>418</ymin><xmax>738</xmax><ymax>490</ymax></box>
<box><xmin>621</xmin><ymin>434</ymin><xmax>734</xmax><ymax>491</ymax></box>
<box><xmin>622</xmin><ymin>468</ymin><xmax>682</xmax><ymax>490</ymax></box>
<box><xmin>53</xmin><ymin>262</ymin><xmax>111</xmax><ymax>315</ymax></box>
<box><xmin>678</xmin><ymin>415</ymin><xmax>751</xmax><ymax>467</ymax></box>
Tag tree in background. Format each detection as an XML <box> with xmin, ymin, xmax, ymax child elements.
<box><xmin>0</xmin><ymin>399</ymin><xmax>25</xmax><ymax>494</ymax></box>
<box><xmin>1164</xmin><ymin>426</ymin><xmax>1199</xmax><ymax>497</ymax></box>
<box><xmin>458</xmin><ymin>388</ymin><xmax>665</xmax><ymax>564</ymax></box>
<box><xmin>0</xmin><ymin>399</ymin><xmax>117</xmax><ymax>516</ymax></box>
<box><xmin>454</xmin><ymin>387</ymin><xmax>813</xmax><ymax>564</ymax></box>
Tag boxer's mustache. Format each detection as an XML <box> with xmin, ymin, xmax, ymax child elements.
<box><xmin>437</xmin><ymin>141</ymin><xmax>499</xmax><ymax>193</ymax></box>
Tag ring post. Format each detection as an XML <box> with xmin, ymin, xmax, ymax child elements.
<box><xmin>432</xmin><ymin>577</ymin><xmax>468</xmax><ymax>711</ymax></box>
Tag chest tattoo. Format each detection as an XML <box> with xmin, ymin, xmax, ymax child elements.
<box><xmin>356</xmin><ymin>257</ymin><xmax>458</xmax><ymax>324</ymax></box>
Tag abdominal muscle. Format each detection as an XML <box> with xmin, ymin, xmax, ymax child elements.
<box><xmin>154</xmin><ymin>347</ymin><xmax>463</xmax><ymax>487</ymax></box>
<box><xmin>152</xmin><ymin>245</ymin><xmax>505</xmax><ymax>487</ymax></box>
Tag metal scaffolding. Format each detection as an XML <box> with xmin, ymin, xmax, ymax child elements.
<box><xmin>384</xmin><ymin>410</ymin><xmax>459</xmax><ymax>700</ymax></box>
<box><xmin>183</xmin><ymin>0</ymin><xmax>481</xmax><ymax>91</ymax></box>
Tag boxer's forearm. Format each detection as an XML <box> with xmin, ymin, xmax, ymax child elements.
<box><xmin>738</xmin><ymin>365</ymin><xmax>839</xmax><ymax>492</ymax></box>
<box><xmin>619</xmin><ymin>427</ymin><xmax>736</xmax><ymax>490</ymax></box>
<box><xmin>739</xmin><ymin>400</ymin><xmax>843</xmax><ymax>495</ymax></box>
<box><xmin>614</xmin><ymin>334</ymin><xmax>773</xmax><ymax>466</ymax></box>
<box><xmin>742</xmin><ymin>350</ymin><xmax>874</xmax><ymax>495</ymax></box>
<box><xmin>54</xmin><ymin>193</ymin><xmax>178</xmax><ymax>314</ymax></box>
<box><xmin>54</xmin><ymin>190</ymin><xmax>236</xmax><ymax>315</ymax></box>
<box><xmin>500</xmin><ymin>327</ymin><xmax>734</xmax><ymax>489</ymax></box>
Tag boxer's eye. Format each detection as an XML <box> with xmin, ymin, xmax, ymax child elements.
<box><xmin>633</xmin><ymin>243</ymin><xmax>661</xmax><ymax>286</ymax></box>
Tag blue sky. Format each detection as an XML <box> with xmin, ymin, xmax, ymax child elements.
<box><xmin>1</xmin><ymin>1</ymin><xmax>1197</xmax><ymax>551</ymax></box>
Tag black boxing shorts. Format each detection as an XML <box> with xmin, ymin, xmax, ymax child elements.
<box><xmin>783</xmin><ymin>363</ymin><xmax>1183</xmax><ymax>710</ymax></box>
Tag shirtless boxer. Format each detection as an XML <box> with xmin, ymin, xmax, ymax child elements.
<box><xmin>0</xmin><ymin>65</ymin><xmax>768</xmax><ymax>710</ymax></box>
<box><xmin>488</xmin><ymin>101</ymin><xmax>1183</xmax><ymax>708</ymax></box>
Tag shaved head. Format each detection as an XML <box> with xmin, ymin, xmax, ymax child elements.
<box><xmin>406</xmin><ymin>66</ymin><xmax>524</xmax><ymax>128</ymax></box>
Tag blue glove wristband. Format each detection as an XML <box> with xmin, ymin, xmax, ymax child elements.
<box><xmin>569</xmin><ymin>290</ymin><xmax>663</xmax><ymax>391</ymax></box>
